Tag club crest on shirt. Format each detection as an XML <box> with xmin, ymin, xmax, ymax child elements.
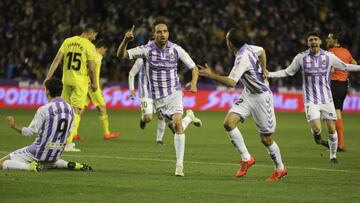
<box><xmin>169</xmin><ymin>49</ymin><xmax>175</xmax><ymax>60</ymax></box>
<box><xmin>322</xmin><ymin>59</ymin><xmax>326</xmax><ymax>65</ymax></box>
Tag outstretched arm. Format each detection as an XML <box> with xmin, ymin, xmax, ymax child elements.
<box><xmin>5</xmin><ymin>116</ymin><xmax>40</xmax><ymax>137</ymax></box>
<box><xmin>331</xmin><ymin>54</ymin><xmax>360</xmax><ymax>71</ymax></box>
<box><xmin>268</xmin><ymin>69</ymin><xmax>289</xmax><ymax>78</ymax></box>
<box><xmin>268</xmin><ymin>55</ymin><xmax>300</xmax><ymax>78</ymax></box>
<box><xmin>117</xmin><ymin>25</ymin><xmax>135</xmax><ymax>59</ymax></box>
<box><xmin>7</xmin><ymin>107</ymin><xmax>45</xmax><ymax>137</ymax></box>
<box><xmin>45</xmin><ymin>51</ymin><xmax>63</xmax><ymax>83</ymax></box>
<box><xmin>198</xmin><ymin>64</ymin><xmax>237</xmax><ymax>87</ymax></box>
<box><xmin>186</xmin><ymin>66</ymin><xmax>199</xmax><ymax>93</ymax></box>
<box><xmin>5</xmin><ymin>116</ymin><xmax>22</xmax><ymax>134</ymax></box>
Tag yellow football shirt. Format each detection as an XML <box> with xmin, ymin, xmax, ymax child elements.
<box><xmin>59</xmin><ymin>36</ymin><xmax>96</xmax><ymax>86</ymax></box>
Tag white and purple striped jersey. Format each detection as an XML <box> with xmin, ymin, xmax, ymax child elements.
<box><xmin>24</xmin><ymin>98</ymin><xmax>74</xmax><ymax>162</ymax></box>
<box><xmin>281</xmin><ymin>49</ymin><xmax>357</xmax><ymax>104</ymax></box>
<box><xmin>128</xmin><ymin>58</ymin><xmax>152</xmax><ymax>99</ymax></box>
<box><xmin>127</xmin><ymin>40</ymin><xmax>196</xmax><ymax>99</ymax></box>
<box><xmin>228</xmin><ymin>44</ymin><xmax>270</xmax><ymax>94</ymax></box>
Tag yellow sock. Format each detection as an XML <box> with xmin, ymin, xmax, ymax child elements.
<box><xmin>67</xmin><ymin>113</ymin><xmax>81</xmax><ymax>144</ymax></box>
<box><xmin>99</xmin><ymin>115</ymin><xmax>110</xmax><ymax>135</ymax></box>
<box><xmin>74</xmin><ymin>162</ymin><xmax>82</xmax><ymax>170</ymax></box>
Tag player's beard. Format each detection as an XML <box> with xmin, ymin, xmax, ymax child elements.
<box><xmin>156</xmin><ymin>38</ymin><xmax>167</xmax><ymax>48</ymax></box>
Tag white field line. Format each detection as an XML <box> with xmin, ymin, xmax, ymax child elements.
<box><xmin>1</xmin><ymin>151</ymin><xmax>356</xmax><ymax>174</ymax></box>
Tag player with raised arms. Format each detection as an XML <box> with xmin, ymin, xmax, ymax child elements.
<box><xmin>267</xmin><ymin>31</ymin><xmax>360</xmax><ymax>164</ymax></box>
<box><xmin>117</xmin><ymin>18</ymin><xmax>202</xmax><ymax>176</ymax></box>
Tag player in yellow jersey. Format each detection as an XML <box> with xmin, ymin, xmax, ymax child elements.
<box><xmin>77</xmin><ymin>39</ymin><xmax>119</xmax><ymax>140</ymax></box>
<box><xmin>44</xmin><ymin>24</ymin><xmax>98</xmax><ymax>152</ymax></box>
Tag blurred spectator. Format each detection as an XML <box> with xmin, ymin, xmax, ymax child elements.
<box><xmin>1</xmin><ymin>0</ymin><xmax>360</xmax><ymax>88</ymax></box>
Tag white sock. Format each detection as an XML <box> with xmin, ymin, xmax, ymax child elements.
<box><xmin>53</xmin><ymin>159</ymin><xmax>68</xmax><ymax>169</ymax></box>
<box><xmin>329</xmin><ymin>132</ymin><xmax>338</xmax><ymax>159</ymax></box>
<box><xmin>174</xmin><ymin>133</ymin><xmax>185</xmax><ymax>166</ymax></box>
<box><xmin>3</xmin><ymin>160</ymin><xmax>29</xmax><ymax>170</ymax></box>
<box><xmin>156</xmin><ymin>119</ymin><xmax>166</xmax><ymax>141</ymax></box>
<box><xmin>227</xmin><ymin>127</ymin><xmax>251</xmax><ymax>161</ymax></box>
<box><xmin>265</xmin><ymin>142</ymin><xmax>284</xmax><ymax>170</ymax></box>
<box><xmin>182</xmin><ymin>116</ymin><xmax>191</xmax><ymax>130</ymax></box>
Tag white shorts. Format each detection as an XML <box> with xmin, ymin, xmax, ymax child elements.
<box><xmin>305</xmin><ymin>102</ymin><xmax>337</xmax><ymax>122</ymax></box>
<box><xmin>9</xmin><ymin>146</ymin><xmax>61</xmax><ymax>169</ymax></box>
<box><xmin>140</xmin><ymin>97</ymin><xmax>155</xmax><ymax>116</ymax></box>
<box><xmin>9</xmin><ymin>147</ymin><xmax>36</xmax><ymax>163</ymax></box>
<box><xmin>229</xmin><ymin>91</ymin><xmax>276</xmax><ymax>134</ymax></box>
<box><xmin>154</xmin><ymin>91</ymin><xmax>183</xmax><ymax>124</ymax></box>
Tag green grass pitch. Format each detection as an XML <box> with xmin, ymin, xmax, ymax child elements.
<box><xmin>0</xmin><ymin>109</ymin><xmax>359</xmax><ymax>203</ymax></box>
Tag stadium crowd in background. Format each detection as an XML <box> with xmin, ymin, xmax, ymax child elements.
<box><xmin>1</xmin><ymin>0</ymin><xmax>360</xmax><ymax>89</ymax></box>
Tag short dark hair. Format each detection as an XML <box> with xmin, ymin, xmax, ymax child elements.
<box><xmin>45</xmin><ymin>78</ymin><xmax>63</xmax><ymax>98</ymax></box>
<box><xmin>84</xmin><ymin>23</ymin><xmax>98</xmax><ymax>33</ymax></box>
<box><xmin>227</xmin><ymin>28</ymin><xmax>246</xmax><ymax>48</ymax></box>
<box><xmin>152</xmin><ymin>17</ymin><xmax>169</xmax><ymax>33</ymax></box>
<box><xmin>329</xmin><ymin>32</ymin><xmax>343</xmax><ymax>44</ymax></box>
<box><xmin>95</xmin><ymin>39</ymin><xmax>109</xmax><ymax>49</ymax></box>
<box><xmin>307</xmin><ymin>31</ymin><xmax>321</xmax><ymax>39</ymax></box>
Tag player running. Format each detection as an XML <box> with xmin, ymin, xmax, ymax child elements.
<box><xmin>267</xmin><ymin>31</ymin><xmax>360</xmax><ymax>164</ymax></box>
<box><xmin>199</xmin><ymin>28</ymin><xmax>287</xmax><ymax>182</ymax></box>
<box><xmin>117</xmin><ymin>18</ymin><xmax>202</xmax><ymax>176</ymax></box>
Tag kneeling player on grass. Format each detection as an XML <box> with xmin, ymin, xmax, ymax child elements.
<box><xmin>0</xmin><ymin>78</ymin><xmax>91</xmax><ymax>172</ymax></box>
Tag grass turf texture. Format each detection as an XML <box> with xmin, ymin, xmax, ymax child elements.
<box><xmin>0</xmin><ymin>109</ymin><xmax>359</xmax><ymax>203</ymax></box>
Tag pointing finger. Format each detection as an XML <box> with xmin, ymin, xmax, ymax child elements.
<box><xmin>197</xmin><ymin>65</ymin><xmax>205</xmax><ymax>69</ymax></box>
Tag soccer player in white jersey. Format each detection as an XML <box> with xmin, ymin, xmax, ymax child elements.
<box><xmin>117</xmin><ymin>18</ymin><xmax>202</xmax><ymax>176</ymax></box>
<box><xmin>0</xmin><ymin>78</ymin><xmax>92</xmax><ymax>172</ymax></box>
<box><xmin>267</xmin><ymin>32</ymin><xmax>360</xmax><ymax>164</ymax></box>
<box><xmin>199</xmin><ymin>28</ymin><xmax>287</xmax><ymax>182</ymax></box>
<box><xmin>129</xmin><ymin>58</ymin><xmax>167</xmax><ymax>145</ymax></box>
